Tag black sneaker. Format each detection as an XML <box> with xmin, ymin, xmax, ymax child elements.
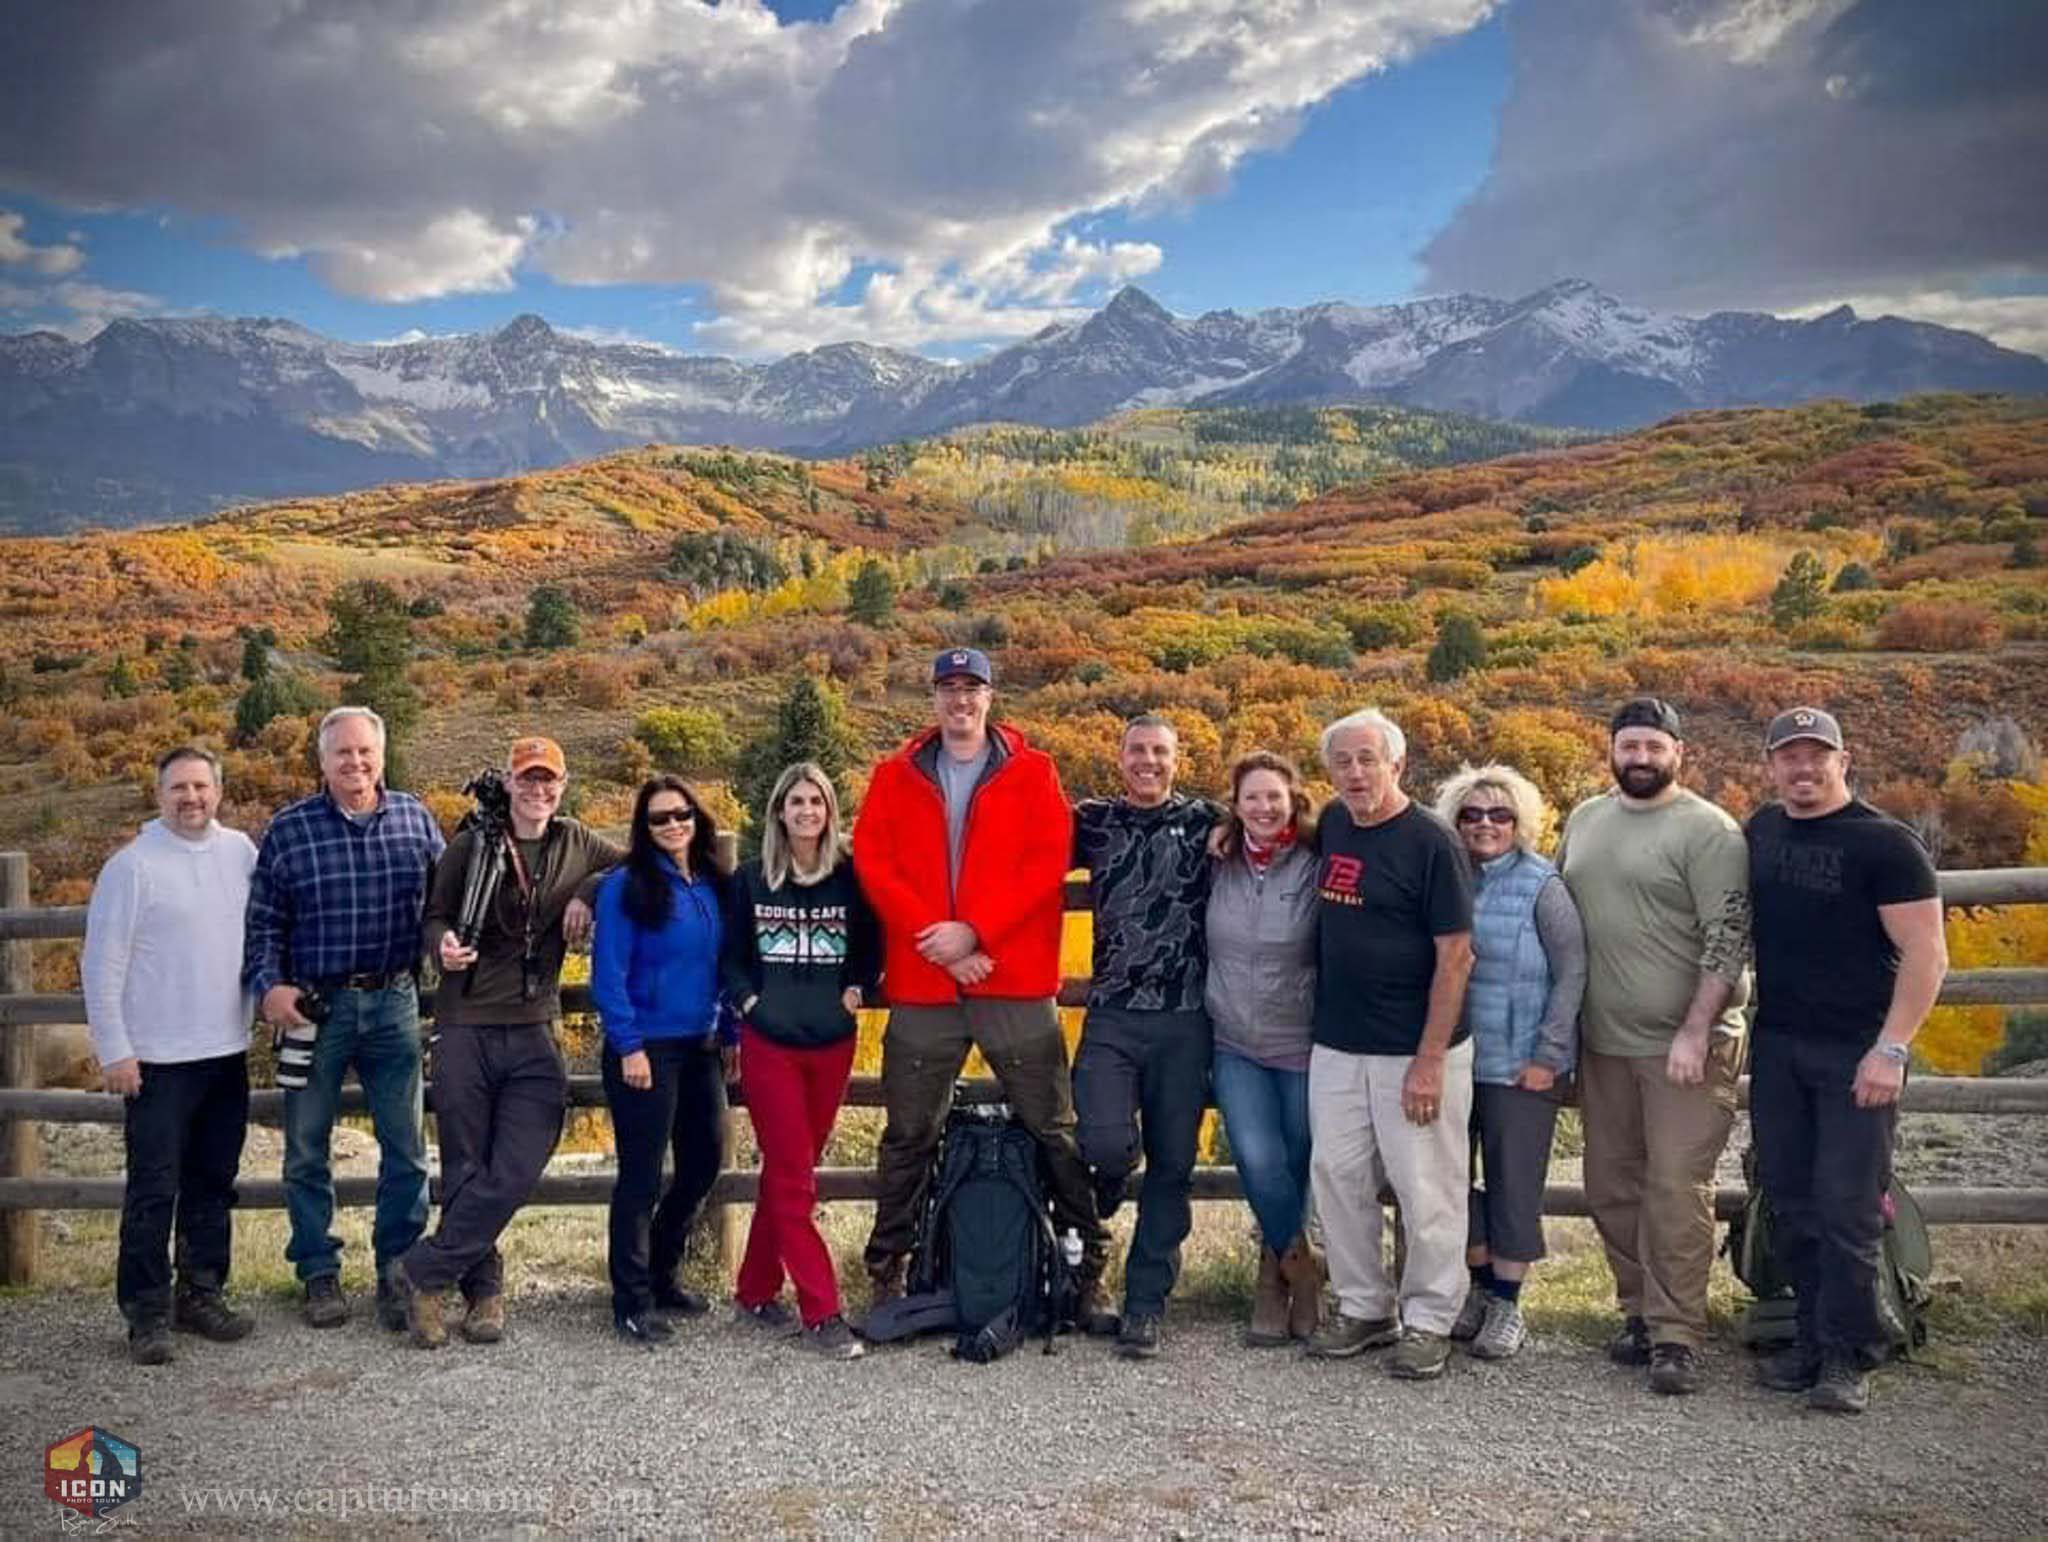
<box><xmin>127</xmin><ymin>1320</ymin><xmax>175</xmax><ymax>1366</ymax></box>
<box><xmin>798</xmin><ymin>1315</ymin><xmax>866</xmax><ymax>1360</ymax></box>
<box><xmin>1606</xmin><ymin>1315</ymin><xmax>1651</xmax><ymax>1366</ymax></box>
<box><xmin>654</xmin><ymin>1283</ymin><xmax>712</xmax><ymax>1319</ymax></box>
<box><xmin>734</xmin><ymin>1299</ymin><xmax>802</xmax><ymax>1337</ymax></box>
<box><xmin>375</xmin><ymin>1275</ymin><xmax>408</xmax><ymax>1333</ymax></box>
<box><xmin>1115</xmin><ymin>1312</ymin><xmax>1162</xmax><ymax>1360</ymax></box>
<box><xmin>1808</xmin><ymin>1352</ymin><xmax>1870</xmax><ymax>1414</ymax></box>
<box><xmin>175</xmin><ymin>1290</ymin><xmax>254</xmax><ymax>1343</ymax></box>
<box><xmin>1649</xmin><ymin>1341</ymin><xmax>1703</xmax><ymax>1396</ymax></box>
<box><xmin>303</xmin><ymin>1275</ymin><xmax>348</xmax><ymax>1329</ymax></box>
<box><xmin>615</xmin><ymin>1312</ymin><xmax>676</xmax><ymax>1347</ymax></box>
<box><xmin>1757</xmin><ymin>1343</ymin><xmax>1823</xmax><ymax>1393</ymax></box>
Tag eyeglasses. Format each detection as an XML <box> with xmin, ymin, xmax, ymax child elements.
<box><xmin>934</xmin><ymin>681</ymin><xmax>989</xmax><ymax>698</ymax></box>
<box><xmin>514</xmin><ymin>770</ymin><xmax>562</xmax><ymax>788</ymax></box>
<box><xmin>1456</xmin><ymin>807</ymin><xmax>1516</xmax><ymax>826</ymax></box>
<box><xmin>647</xmin><ymin>808</ymin><xmax>697</xmax><ymax>829</ymax></box>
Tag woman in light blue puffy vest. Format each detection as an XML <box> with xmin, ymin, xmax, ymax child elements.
<box><xmin>1433</xmin><ymin>763</ymin><xmax>1585</xmax><ymax>1363</ymax></box>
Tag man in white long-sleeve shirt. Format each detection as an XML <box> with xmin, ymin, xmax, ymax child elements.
<box><xmin>82</xmin><ymin>746</ymin><xmax>258</xmax><ymax>1364</ymax></box>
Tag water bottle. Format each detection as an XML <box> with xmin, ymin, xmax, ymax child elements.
<box><xmin>1060</xmin><ymin>1227</ymin><xmax>1083</xmax><ymax>1270</ymax></box>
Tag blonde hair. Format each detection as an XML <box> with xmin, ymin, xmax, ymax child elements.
<box><xmin>760</xmin><ymin>761</ymin><xmax>847</xmax><ymax>891</ymax></box>
<box><xmin>1433</xmin><ymin>762</ymin><xmax>1553</xmax><ymax>853</ymax></box>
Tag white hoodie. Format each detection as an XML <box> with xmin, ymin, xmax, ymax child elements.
<box><xmin>82</xmin><ymin>818</ymin><xmax>258</xmax><ymax>1066</ymax></box>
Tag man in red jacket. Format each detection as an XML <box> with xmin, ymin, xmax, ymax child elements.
<box><xmin>855</xmin><ymin>648</ymin><xmax>1111</xmax><ymax>1321</ymax></box>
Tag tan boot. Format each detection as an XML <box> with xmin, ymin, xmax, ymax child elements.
<box><xmin>1280</xmin><ymin>1237</ymin><xmax>1325</xmax><ymax>1341</ymax></box>
<box><xmin>461</xmin><ymin>1293</ymin><xmax>505</xmax><ymax>1345</ymax></box>
<box><xmin>405</xmin><ymin>1283</ymin><xmax>448</xmax><ymax>1351</ymax></box>
<box><xmin>1246</xmin><ymin>1247</ymin><xmax>1290</xmax><ymax>1347</ymax></box>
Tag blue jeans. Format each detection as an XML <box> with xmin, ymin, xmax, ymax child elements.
<box><xmin>282</xmin><ymin>983</ymin><xmax>429</xmax><ymax>1282</ymax></box>
<box><xmin>1212</xmin><ymin>1048</ymin><xmax>1312</xmax><ymax>1251</ymax></box>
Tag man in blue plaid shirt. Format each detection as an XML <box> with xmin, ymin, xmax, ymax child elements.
<box><xmin>244</xmin><ymin>705</ymin><xmax>445</xmax><ymax>1330</ymax></box>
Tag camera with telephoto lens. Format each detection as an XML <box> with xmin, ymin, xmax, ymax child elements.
<box><xmin>271</xmin><ymin>985</ymin><xmax>330</xmax><ymax>1091</ymax></box>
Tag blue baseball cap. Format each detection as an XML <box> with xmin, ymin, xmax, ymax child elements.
<box><xmin>931</xmin><ymin>647</ymin><xmax>993</xmax><ymax>686</ymax></box>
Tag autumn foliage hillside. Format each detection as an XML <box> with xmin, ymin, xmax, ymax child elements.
<box><xmin>1</xmin><ymin>392</ymin><xmax>2043</xmax><ymax>1072</ymax></box>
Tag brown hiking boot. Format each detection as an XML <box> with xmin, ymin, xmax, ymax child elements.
<box><xmin>404</xmin><ymin>1280</ymin><xmax>448</xmax><ymax>1351</ymax></box>
<box><xmin>1279</xmin><ymin>1237</ymin><xmax>1325</xmax><ymax>1342</ymax></box>
<box><xmin>461</xmin><ymin>1294</ymin><xmax>505</xmax><ymax>1345</ymax></box>
<box><xmin>1074</xmin><ymin>1274</ymin><xmax>1121</xmax><ymax>1337</ymax></box>
<box><xmin>1246</xmin><ymin>1248</ymin><xmax>1289</xmax><ymax>1347</ymax></box>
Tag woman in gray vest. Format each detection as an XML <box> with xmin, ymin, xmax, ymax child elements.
<box><xmin>1205</xmin><ymin>751</ymin><xmax>1323</xmax><ymax>1346</ymax></box>
<box><xmin>1434</xmin><ymin>763</ymin><xmax>1585</xmax><ymax>1362</ymax></box>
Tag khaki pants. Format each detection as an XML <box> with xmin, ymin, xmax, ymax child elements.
<box><xmin>1579</xmin><ymin>1036</ymin><xmax>1741</xmax><ymax>1350</ymax></box>
<box><xmin>1308</xmin><ymin>1039</ymin><xmax>1473</xmax><ymax>1334</ymax></box>
<box><xmin>864</xmin><ymin>998</ymin><xmax>1108</xmax><ymax>1277</ymax></box>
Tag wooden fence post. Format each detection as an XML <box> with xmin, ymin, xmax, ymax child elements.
<box><xmin>0</xmin><ymin>852</ymin><xmax>40</xmax><ymax>1286</ymax></box>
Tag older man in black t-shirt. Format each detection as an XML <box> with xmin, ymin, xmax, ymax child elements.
<box><xmin>1303</xmin><ymin>708</ymin><xmax>1475</xmax><ymax>1382</ymax></box>
<box><xmin>1746</xmin><ymin>707</ymin><xmax>1946</xmax><ymax>1415</ymax></box>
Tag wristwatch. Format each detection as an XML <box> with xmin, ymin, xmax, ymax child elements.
<box><xmin>1872</xmin><ymin>1041</ymin><xmax>1910</xmax><ymax>1066</ymax></box>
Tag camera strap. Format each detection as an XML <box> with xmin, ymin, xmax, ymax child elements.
<box><xmin>503</xmin><ymin>831</ymin><xmax>543</xmax><ymax>1000</ymax></box>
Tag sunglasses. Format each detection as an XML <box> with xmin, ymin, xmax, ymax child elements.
<box><xmin>1456</xmin><ymin>807</ymin><xmax>1517</xmax><ymax>826</ymax></box>
<box><xmin>647</xmin><ymin>807</ymin><xmax>698</xmax><ymax>829</ymax></box>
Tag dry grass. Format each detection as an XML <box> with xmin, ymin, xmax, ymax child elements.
<box><xmin>18</xmin><ymin>1193</ymin><xmax>2048</xmax><ymax>1368</ymax></box>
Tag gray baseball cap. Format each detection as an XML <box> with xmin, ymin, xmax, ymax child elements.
<box><xmin>1764</xmin><ymin>706</ymin><xmax>1844</xmax><ymax>752</ymax></box>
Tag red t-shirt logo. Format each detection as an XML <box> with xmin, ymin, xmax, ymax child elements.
<box><xmin>1322</xmin><ymin>854</ymin><xmax>1364</xmax><ymax>895</ymax></box>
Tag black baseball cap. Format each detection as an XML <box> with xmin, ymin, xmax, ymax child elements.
<box><xmin>1764</xmin><ymin>706</ymin><xmax>1844</xmax><ymax>752</ymax></box>
<box><xmin>931</xmin><ymin>647</ymin><xmax>993</xmax><ymax>686</ymax></box>
<box><xmin>1610</xmin><ymin>696</ymin><xmax>1682</xmax><ymax>739</ymax></box>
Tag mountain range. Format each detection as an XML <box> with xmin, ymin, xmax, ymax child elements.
<box><xmin>4</xmin><ymin>279</ymin><xmax>2044</xmax><ymax>530</ymax></box>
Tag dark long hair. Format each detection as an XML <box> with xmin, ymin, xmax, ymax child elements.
<box><xmin>1215</xmin><ymin>749</ymin><xmax>1316</xmax><ymax>859</ymax></box>
<box><xmin>623</xmin><ymin>775</ymin><xmax>728</xmax><ymax>929</ymax></box>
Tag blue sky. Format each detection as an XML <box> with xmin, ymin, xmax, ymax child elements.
<box><xmin>1</xmin><ymin>1</ymin><xmax>2041</xmax><ymax>356</ymax></box>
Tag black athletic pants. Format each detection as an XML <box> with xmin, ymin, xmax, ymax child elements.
<box><xmin>1073</xmin><ymin>1006</ymin><xmax>1213</xmax><ymax>1317</ymax></box>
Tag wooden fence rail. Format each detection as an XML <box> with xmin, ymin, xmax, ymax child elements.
<box><xmin>3</xmin><ymin>855</ymin><xmax>2047</xmax><ymax>1284</ymax></box>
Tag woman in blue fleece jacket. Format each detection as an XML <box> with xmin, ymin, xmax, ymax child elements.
<box><xmin>591</xmin><ymin>775</ymin><xmax>734</xmax><ymax>1343</ymax></box>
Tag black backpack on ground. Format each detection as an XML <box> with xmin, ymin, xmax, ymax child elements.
<box><xmin>861</xmin><ymin>1097</ymin><xmax>1075</xmax><ymax>1362</ymax></box>
<box><xmin>1725</xmin><ymin>1143</ymin><xmax>1933</xmax><ymax>1357</ymax></box>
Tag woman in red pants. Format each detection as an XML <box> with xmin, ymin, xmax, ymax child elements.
<box><xmin>722</xmin><ymin>761</ymin><xmax>880</xmax><ymax>1359</ymax></box>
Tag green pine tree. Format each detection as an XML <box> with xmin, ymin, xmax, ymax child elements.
<box><xmin>1425</xmin><ymin>613</ymin><xmax>1487</xmax><ymax>683</ymax></box>
<box><xmin>846</xmin><ymin>559</ymin><xmax>898</xmax><ymax>626</ymax></box>
<box><xmin>1770</xmin><ymin>550</ymin><xmax>1829</xmax><ymax>631</ymax></box>
<box><xmin>323</xmin><ymin>580</ymin><xmax>420</xmax><ymax>759</ymax></box>
<box><xmin>735</xmin><ymin>677</ymin><xmax>865</xmax><ymax>847</ymax></box>
<box><xmin>524</xmin><ymin>583</ymin><xmax>580</xmax><ymax>649</ymax></box>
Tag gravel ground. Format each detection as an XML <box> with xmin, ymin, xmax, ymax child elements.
<box><xmin>4</xmin><ymin>1291</ymin><xmax>2045</xmax><ymax>1539</ymax></box>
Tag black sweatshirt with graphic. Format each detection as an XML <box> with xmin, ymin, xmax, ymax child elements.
<box><xmin>720</xmin><ymin>858</ymin><xmax>881</xmax><ymax>1048</ymax></box>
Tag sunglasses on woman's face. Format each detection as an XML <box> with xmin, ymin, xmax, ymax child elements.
<box><xmin>647</xmin><ymin>807</ymin><xmax>697</xmax><ymax>829</ymax></box>
<box><xmin>1456</xmin><ymin>806</ymin><xmax>1516</xmax><ymax>826</ymax></box>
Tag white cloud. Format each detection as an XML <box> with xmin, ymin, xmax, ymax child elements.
<box><xmin>0</xmin><ymin>209</ymin><xmax>84</xmax><ymax>276</ymax></box>
<box><xmin>1788</xmin><ymin>289</ymin><xmax>2048</xmax><ymax>358</ymax></box>
<box><xmin>1421</xmin><ymin>0</ymin><xmax>2048</xmax><ymax>316</ymax></box>
<box><xmin>0</xmin><ymin>0</ymin><xmax>1496</xmax><ymax>350</ymax></box>
<box><xmin>0</xmin><ymin>277</ymin><xmax>165</xmax><ymax>339</ymax></box>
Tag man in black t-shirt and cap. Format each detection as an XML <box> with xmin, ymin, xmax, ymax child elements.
<box><xmin>1303</xmin><ymin>707</ymin><xmax>1475</xmax><ymax>1382</ymax></box>
<box><xmin>1071</xmin><ymin>713</ymin><xmax>1223</xmax><ymax>1360</ymax></box>
<box><xmin>1746</xmin><ymin>706</ymin><xmax>1947</xmax><ymax>1414</ymax></box>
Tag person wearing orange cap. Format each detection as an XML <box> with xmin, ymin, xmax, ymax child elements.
<box><xmin>393</xmin><ymin>735</ymin><xmax>623</xmax><ymax>1349</ymax></box>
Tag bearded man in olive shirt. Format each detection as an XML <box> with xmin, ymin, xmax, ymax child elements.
<box><xmin>1558</xmin><ymin>697</ymin><xmax>1750</xmax><ymax>1396</ymax></box>
<box><xmin>395</xmin><ymin>737</ymin><xmax>622</xmax><ymax>1349</ymax></box>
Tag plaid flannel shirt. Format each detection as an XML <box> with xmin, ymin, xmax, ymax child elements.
<box><xmin>243</xmin><ymin>788</ymin><xmax>446</xmax><ymax>998</ymax></box>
